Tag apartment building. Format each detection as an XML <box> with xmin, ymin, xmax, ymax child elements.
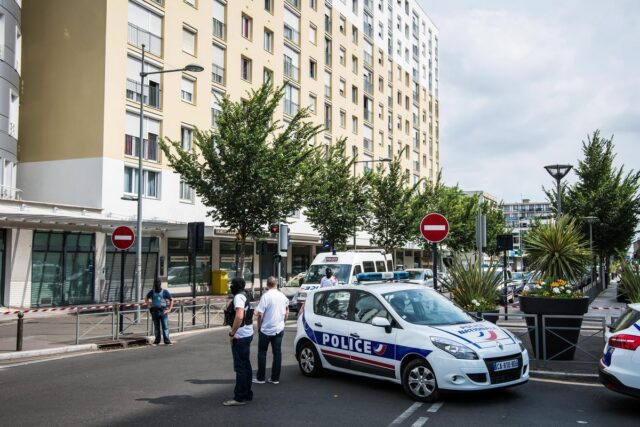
<box><xmin>1</xmin><ymin>0</ymin><xmax>439</xmax><ymax>308</ymax></box>
<box><xmin>503</xmin><ymin>199</ymin><xmax>552</xmax><ymax>271</ymax></box>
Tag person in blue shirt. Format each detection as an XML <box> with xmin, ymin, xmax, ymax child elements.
<box><xmin>145</xmin><ymin>277</ymin><xmax>174</xmax><ymax>345</ymax></box>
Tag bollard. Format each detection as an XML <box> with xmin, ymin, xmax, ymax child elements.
<box><xmin>16</xmin><ymin>312</ymin><xmax>24</xmax><ymax>351</ymax></box>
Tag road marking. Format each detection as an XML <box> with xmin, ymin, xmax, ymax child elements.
<box><xmin>411</xmin><ymin>417</ymin><xmax>429</xmax><ymax>427</ymax></box>
<box><xmin>426</xmin><ymin>402</ymin><xmax>443</xmax><ymax>412</ymax></box>
<box><xmin>388</xmin><ymin>402</ymin><xmax>423</xmax><ymax>426</ymax></box>
<box><xmin>530</xmin><ymin>377</ymin><xmax>602</xmax><ymax>387</ymax></box>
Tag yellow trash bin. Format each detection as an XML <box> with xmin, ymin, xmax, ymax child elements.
<box><xmin>212</xmin><ymin>270</ymin><xmax>229</xmax><ymax>295</ymax></box>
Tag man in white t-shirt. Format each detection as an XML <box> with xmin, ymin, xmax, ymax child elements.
<box><xmin>320</xmin><ymin>267</ymin><xmax>338</xmax><ymax>288</ymax></box>
<box><xmin>223</xmin><ymin>277</ymin><xmax>254</xmax><ymax>407</ymax></box>
<box><xmin>253</xmin><ymin>276</ymin><xmax>289</xmax><ymax>385</ymax></box>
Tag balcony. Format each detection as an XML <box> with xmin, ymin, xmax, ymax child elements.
<box><xmin>363</xmin><ymin>79</ymin><xmax>373</xmax><ymax>95</ymax></box>
<box><xmin>124</xmin><ymin>134</ymin><xmax>159</xmax><ymax>162</ymax></box>
<box><xmin>363</xmin><ymin>138</ymin><xmax>372</xmax><ymax>151</ymax></box>
<box><xmin>284</xmin><ymin>58</ymin><xmax>299</xmax><ymax>81</ymax></box>
<box><xmin>363</xmin><ymin>51</ymin><xmax>373</xmax><ymax>67</ymax></box>
<box><xmin>128</xmin><ymin>23</ymin><xmax>162</xmax><ymax>57</ymax></box>
<box><xmin>284</xmin><ymin>24</ymin><xmax>299</xmax><ymax>44</ymax></box>
<box><xmin>126</xmin><ymin>78</ymin><xmax>162</xmax><ymax>109</ymax></box>
<box><xmin>212</xmin><ymin>18</ymin><xmax>226</xmax><ymax>40</ymax></box>
<box><xmin>284</xmin><ymin>99</ymin><xmax>299</xmax><ymax>116</ymax></box>
<box><xmin>211</xmin><ymin>64</ymin><xmax>225</xmax><ymax>85</ymax></box>
<box><xmin>0</xmin><ymin>185</ymin><xmax>21</xmax><ymax>200</ymax></box>
<box><xmin>211</xmin><ymin>108</ymin><xmax>221</xmax><ymax>128</ymax></box>
<box><xmin>285</xmin><ymin>0</ymin><xmax>300</xmax><ymax>9</ymax></box>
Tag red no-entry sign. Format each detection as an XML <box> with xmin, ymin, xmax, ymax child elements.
<box><xmin>420</xmin><ymin>213</ymin><xmax>449</xmax><ymax>243</ymax></box>
<box><xmin>111</xmin><ymin>226</ymin><xmax>135</xmax><ymax>251</ymax></box>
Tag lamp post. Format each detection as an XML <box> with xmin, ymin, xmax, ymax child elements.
<box><xmin>544</xmin><ymin>164</ymin><xmax>572</xmax><ymax>217</ymax></box>
<box><xmin>351</xmin><ymin>157</ymin><xmax>391</xmax><ymax>250</ymax></box>
<box><xmin>135</xmin><ymin>44</ymin><xmax>203</xmax><ymax>305</ymax></box>
<box><xmin>583</xmin><ymin>216</ymin><xmax>598</xmax><ymax>287</ymax></box>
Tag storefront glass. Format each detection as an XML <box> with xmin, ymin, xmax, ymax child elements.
<box><xmin>167</xmin><ymin>238</ymin><xmax>212</xmax><ymax>294</ymax></box>
<box><xmin>219</xmin><ymin>241</ymin><xmax>254</xmax><ymax>281</ymax></box>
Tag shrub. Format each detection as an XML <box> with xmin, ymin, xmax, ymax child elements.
<box><xmin>441</xmin><ymin>255</ymin><xmax>502</xmax><ymax>312</ymax></box>
<box><xmin>620</xmin><ymin>262</ymin><xmax>640</xmax><ymax>303</ymax></box>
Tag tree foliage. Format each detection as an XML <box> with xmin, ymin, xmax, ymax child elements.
<box><xmin>302</xmin><ymin>138</ymin><xmax>367</xmax><ymax>250</ymax></box>
<box><xmin>364</xmin><ymin>147</ymin><xmax>421</xmax><ymax>259</ymax></box>
<box><xmin>160</xmin><ymin>83</ymin><xmax>322</xmax><ymax>274</ymax></box>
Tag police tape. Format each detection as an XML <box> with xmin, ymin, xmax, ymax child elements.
<box><xmin>589</xmin><ymin>306</ymin><xmax>626</xmax><ymax>310</ymax></box>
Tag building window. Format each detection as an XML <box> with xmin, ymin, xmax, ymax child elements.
<box><xmin>352</xmin><ymin>26</ymin><xmax>358</xmax><ymax>44</ymax></box>
<box><xmin>124</xmin><ymin>167</ymin><xmax>160</xmax><ymax>198</ymax></box>
<box><xmin>179</xmin><ymin>181</ymin><xmax>194</xmax><ymax>202</ymax></box>
<box><xmin>352</xmin><ymin>56</ymin><xmax>358</xmax><ymax>73</ymax></box>
<box><xmin>181</xmin><ymin>77</ymin><xmax>195</xmax><ymax>103</ymax></box>
<box><xmin>339</xmin><ymin>16</ymin><xmax>346</xmax><ymax>34</ymax></box>
<box><xmin>351</xmin><ymin>116</ymin><xmax>358</xmax><ymax>134</ymax></box>
<box><xmin>309</xmin><ymin>94</ymin><xmax>317</xmax><ymax>114</ymax></box>
<box><xmin>351</xmin><ymin>85</ymin><xmax>358</xmax><ymax>104</ymax></box>
<box><xmin>339</xmin><ymin>78</ymin><xmax>346</xmax><ymax>97</ymax></box>
<box><xmin>181</xmin><ymin>126</ymin><xmax>193</xmax><ymax>150</ymax></box>
<box><xmin>339</xmin><ymin>109</ymin><xmax>346</xmax><ymax>128</ymax></box>
<box><xmin>339</xmin><ymin>46</ymin><xmax>346</xmax><ymax>66</ymax></box>
<box><xmin>8</xmin><ymin>90</ymin><xmax>18</xmax><ymax>138</ymax></box>
<box><xmin>263</xmin><ymin>67</ymin><xmax>273</xmax><ymax>83</ymax></box>
<box><xmin>309</xmin><ymin>24</ymin><xmax>317</xmax><ymax>44</ymax></box>
<box><xmin>263</xmin><ymin>28</ymin><xmax>273</xmax><ymax>52</ymax></box>
<box><xmin>324</xmin><ymin>103</ymin><xmax>332</xmax><ymax>131</ymax></box>
<box><xmin>241</xmin><ymin>14</ymin><xmax>252</xmax><ymax>39</ymax></box>
<box><xmin>128</xmin><ymin>1</ymin><xmax>163</xmax><ymax>56</ymax></box>
<box><xmin>309</xmin><ymin>59</ymin><xmax>317</xmax><ymax>79</ymax></box>
<box><xmin>310</xmin><ymin>0</ymin><xmax>317</xmax><ymax>10</ymax></box>
<box><xmin>212</xmin><ymin>43</ymin><xmax>226</xmax><ymax>85</ymax></box>
<box><xmin>241</xmin><ymin>56</ymin><xmax>252</xmax><ymax>81</ymax></box>
<box><xmin>264</xmin><ymin>0</ymin><xmax>273</xmax><ymax>13</ymax></box>
<box><xmin>182</xmin><ymin>26</ymin><xmax>196</xmax><ymax>55</ymax></box>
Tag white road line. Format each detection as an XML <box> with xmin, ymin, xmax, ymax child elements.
<box><xmin>411</xmin><ymin>417</ymin><xmax>429</xmax><ymax>427</ymax></box>
<box><xmin>388</xmin><ymin>402</ymin><xmax>423</xmax><ymax>427</ymax></box>
<box><xmin>530</xmin><ymin>377</ymin><xmax>602</xmax><ymax>387</ymax></box>
<box><xmin>427</xmin><ymin>402</ymin><xmax>443</xmax><ymax>412</ymax></box>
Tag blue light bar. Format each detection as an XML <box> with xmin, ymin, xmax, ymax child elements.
<box><xmin>356</xmin><ymin>271</ymin><xmax>409</xmax><ymax>281</ymax></box>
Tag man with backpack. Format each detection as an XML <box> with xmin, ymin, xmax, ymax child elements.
<box><xmin>145</xmin><ymin>277</ymin><xmax>173</xmax><ymax>346</ymax></box>
<box><xmin>223</xmin><ymin>277</ymin><xmax>254</xmax><ymax>406</ymax></box>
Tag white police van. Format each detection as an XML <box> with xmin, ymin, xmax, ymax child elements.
<box><xmin>294</xmin><ymin>273</ymin><xmax>529</xmax><ymax>402</ymax></box>
<box><xmin>295</xmin><ymin>250</ymin><xmax>393</xmax><ymax>311</ymax></box>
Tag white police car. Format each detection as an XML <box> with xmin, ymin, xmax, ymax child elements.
<box><xmin>599</xmin><ymin>303</ymin><xmax>640</xmax><ymax>398</ymax></box>
<box><xmin>294</xmin><ymin>273</ymin><xmax>529</xmax><ymax>402</ymax></box>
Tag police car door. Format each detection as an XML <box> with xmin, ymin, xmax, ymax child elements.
<box><xmin>309</xmin><ymin>289</ymin><xmax>353</xmax><ymax>370</ymax></box>
<box><xmin>348</xmin><ymin>290</ymin><xmax>398</xmax><ymax>379</ymax></box>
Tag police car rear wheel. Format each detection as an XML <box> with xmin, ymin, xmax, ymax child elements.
<box><xmin>298</xmin><ymin>342</ymin><xmax>323</xmax><ymax>377</ymax></box>
<box><xmin>402</xmin><ymin>359</ymin><xmax>439</xmax><ymax>402</ymax></box>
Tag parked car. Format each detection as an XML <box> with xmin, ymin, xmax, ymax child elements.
<box><xmin>295</xmin><ymin>281</ymin><xmax>529</xmax><ymax>402</ymax></box>
<box><xmin>599</xmin><ymin>303</ymin><xmax>640</xmax><ymax>398</ymax></box>
<box><xmin>282</xmin><ymin>272</ymin><xmax>306</xmax><ymax>312</ymax></box>
<box><xmin>404</xmin><ymin>268</ymin><xmax>434</xmax><ymax>287</ymax></box>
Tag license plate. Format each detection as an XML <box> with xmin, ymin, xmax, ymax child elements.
<box><xmin>493</xmin><ymin>359</ymin><xmax>519</xmax><ymax>372</ymax></box>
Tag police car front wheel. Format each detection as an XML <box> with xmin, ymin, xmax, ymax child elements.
<box><xmin>298</xmin><ymin>342</ymin><xmax>323</xmax><ymax>377</ymax></box>
<box><xmin>402</xmin><ymin>359</ymin><xmax>439</xmax><ymax>402</ymax></box>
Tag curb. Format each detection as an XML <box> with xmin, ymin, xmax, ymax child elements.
<box><xmin>529</xmin><ymin>369</ymin><xmax>599</xmax><ymax>382</ymax></box>
<box><xmin>0</xmin><ymin>344</ymin><xmax>98</xmax><ymax>361</ymax></box>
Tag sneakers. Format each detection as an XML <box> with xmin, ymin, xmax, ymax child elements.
<box><xmin>252</xmin><ymin>378</ymin><xmax>265</xmax><ymax>384</ymax></box>
<box><xmin>165</xmin><ymin>342</ymin><xmax>174</xmax><ymax>346</ymax></box>
<box><xmin>267</xmin><ymin>379</ymin><xmax>280</xmax><ymax>385</ymax></box>
<box><xmin>223</xmin><ymin>399</ymin><xmax>247</xmax><ymax>407</ymax></box>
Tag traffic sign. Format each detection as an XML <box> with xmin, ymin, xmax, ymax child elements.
<box><xmin>420</xmin><ymin>213</ymin><xmax>449</xmax><ymax>243</ymax></box>
<box><xmin>111</xmin><ymin>226</ymin><xmax>135</xmax><ymax>251</ymax></box>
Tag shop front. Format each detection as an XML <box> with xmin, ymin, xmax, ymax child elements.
<box><xmin>167</xmin><ymin>238</ymin><xmax>212</xmax><ymax>296</ymax></box>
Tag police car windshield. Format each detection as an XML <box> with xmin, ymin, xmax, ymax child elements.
<box><xmin>383</xmin><ymin>289</ymin><xmax>473</xmax><ymax>326</ymax></box>
<box><xmin>305</xmin><ymin>264</ymin><xmax>351</xmax><ymax>284</ymax></box>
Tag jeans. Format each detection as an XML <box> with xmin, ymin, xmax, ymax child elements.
<box><xmin>231</xmin><ymin>336</ymin><xmax>253</xmax><ymax>402</ymax></box>
<box><xmin>256</xmin><ymin>330</ymin><xmax>284</xmax><ymax>382</ymax></box>
<box><xmin>151</xmin><ymin>309</ymin><xmax>171</xmax><ymax>344</ymax></box>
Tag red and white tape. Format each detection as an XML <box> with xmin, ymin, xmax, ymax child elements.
<box><xmin>589</xmin><ymin>306</ymin><xmax>626</xmax><ymax>310</ymax></box>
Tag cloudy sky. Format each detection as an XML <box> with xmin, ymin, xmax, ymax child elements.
<box><xmin>419</xmin><ymin>0</ymin><xmax>640</xmax><ymax>204</ymax></box>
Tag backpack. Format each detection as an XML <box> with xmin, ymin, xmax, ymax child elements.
<box><xmin>223</xmin><ymin>291</ymin><xmax>254</xmax><ymax>327</ymax></box>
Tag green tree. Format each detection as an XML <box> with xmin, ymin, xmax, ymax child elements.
<box><xmin>364</xmin><ymin>148</ymin><xmax>421</xmax><ymax>264</ymax></box>
<box><xmin>302</xmin><ymin>138</ymin><xmax>367</xmax><ymax>250</ymax></box>
<box><xmin>160</xmin><ymin>83</ymin><xmax>322</xmax><ymax>275</ymax></box>
<box><xmin>557</xmin><ymin>130</ymin><xmax>640</xmax><ymax>285</ymax></box>
<box><xmin>484</xmin><ymin>201</ymin><xmax>506</xmax><ymax>257</ymax></box>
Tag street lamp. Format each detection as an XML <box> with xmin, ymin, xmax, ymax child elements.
<box><xmin>352</xmin><ymin>157</ymin><xmax>391</xmax><ymax>249</ymax></box>
<box><xmin>544</xmin><ymin>164</ymin><xmax>572</xmax><ymax>217</ymax></box>
<box><xmin>135</xmin><ymin>44</ymin><xmax>203</xmax><ymax>305</ymax></box>
<box><xmin>583</xmin><ymin>216</ymin><xmax>598</xmax><ymax>287</ymax></box>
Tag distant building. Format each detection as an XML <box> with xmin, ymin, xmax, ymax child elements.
<box><xmin>502</xmin><ymin>199</ymin><xmax>553</xmax><ymax>271</ymax></box>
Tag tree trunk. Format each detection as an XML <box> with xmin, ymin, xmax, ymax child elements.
<box><xmin>605</xmin><ymin>255</ymin><xmax>610</xmax><ymax>289</ymax></box>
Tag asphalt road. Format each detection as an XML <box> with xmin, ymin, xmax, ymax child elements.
<box><xmin>0</xmin><ymin>325</ymin><xmax>637</xmax><ymax>427</ymax></box>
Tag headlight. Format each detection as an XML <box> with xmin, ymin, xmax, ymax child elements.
<box><xmin>430</xmin><ymin>336</ymin><xmax>479</xmax><ymax>360</ymax></box>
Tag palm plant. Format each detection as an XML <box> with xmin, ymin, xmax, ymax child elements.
<box><xmin>620</xmin><ymin>262</ymin><xmax>640</xmax><ymax>303</ymax></box>
<box><xmin>524</xmin><ymin>215</ymin><xmax>590</xmax><ymax>284</ymax></box>
<box><xmin>441</xmin><ymin>255</ymin><xmax>503</xmax><ymax>312</ymax></box>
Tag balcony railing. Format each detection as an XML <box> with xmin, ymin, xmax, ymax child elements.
<box><xmin>363</xmin><ymin>80</ymin><xmax>373</xmax><ymax>95</ymax></box>
<box><xmin>212</xmin><ymin>64</ymin><xmax>225</xmax><ymax>85</ymax></box>
<box><xmin>284</xmin><ymin>58</ymin><xmax>299</xmax><ymax>81</ymax></box>
<box><xmin>126</xmin><ymin>78</ymin><xmax>162</xmax><ymax>109</ymax></box>
<box><xmin>211</xmin><ymin>108</ymin><xmax>221</xmax><ymax>128</ymax></box>
<box><xmin>284</xmin><ymin>24</ymin><xmax>299</xmax><ymax>44</ymax></box>
<box><xmin>0</xmin><ymin>185</ymin><xmax>22</xmax><ymax>200</ymax></box>
<box><xmin>127</xmin><ymin>23</ymin><xmax>162</xmax><ymax>56</ymax></box>
<box><xmin>212</xmin><ymin>18</ymin><xmax>226</xmax><ymax>40</ymax></box>
<box><xmin>124</xmin><ymin>134</ymin><xmax>159</xmax><ymax>162</ymax></box>
<box><xmin>285</xmin><ymin>0</ymin><xmax>300</xmax><ymax>9</ymax></box>
<box><xmin>363</xmin><ymin>138</ymin><xmax>372</xmax><ymax>151</ymax></box>
<box><xmin>363</xmin><ymin>51</ymin><xmax>373</xmax><ymax>67</ymax></box>
<box><xmin>284</xmin><ymin>99</ymin><xmax>299</xmax><ymax>116</ymax></box>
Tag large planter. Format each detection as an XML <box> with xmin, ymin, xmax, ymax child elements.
<box><xmin>519</xmin><ymin>296</ymin><xmax>590</xmax><ymax>360</ymax></box>
<box><xmin>479</xmin><ymin>310</ymin><xmax>500</xmax><ymax>324</ymax></box>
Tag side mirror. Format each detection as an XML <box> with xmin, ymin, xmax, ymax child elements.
<box><xmin>372</xmin><ymin>316</ymin><xmax>392</xmax><ymax>333</ymax></box>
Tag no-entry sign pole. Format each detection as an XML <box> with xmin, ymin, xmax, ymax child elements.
<box><xmin>420</xmin><ymin>213</ymin><xmax>450</xmax><ymax>293</ymax></box>
<box><xmin>112</xmin><ymin>226</ymin><xmax>135</xmax><ymax>332</ymax></box>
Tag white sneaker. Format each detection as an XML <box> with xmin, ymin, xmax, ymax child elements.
<box><xmin>267</xmin><ymin>379</ymin><xmax>280</xmax><ymax>384</ymax></box>
<box><xmin>252</xmin><ymin>378</ymin><xmax>265</xmax><ymax>384</ymax></box>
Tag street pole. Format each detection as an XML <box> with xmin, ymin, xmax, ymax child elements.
<box><xmin>136</xmin><ymin>44</ymin><xmax>146</xmax><ymax>316</ymax></box>
<box><xmin>556</xmin><ymin>177</ymin><xmax>561</xmax><ymax>217</ymax></box>
<box><xmin>353</xmin><ymin>160</ymin><xmax>357</xmax><ymax>250</ymax></box>
<box><xmin>432</xmin><ymin>243</ymin><xmax>438</xmax><ymax>292</ymax></box>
